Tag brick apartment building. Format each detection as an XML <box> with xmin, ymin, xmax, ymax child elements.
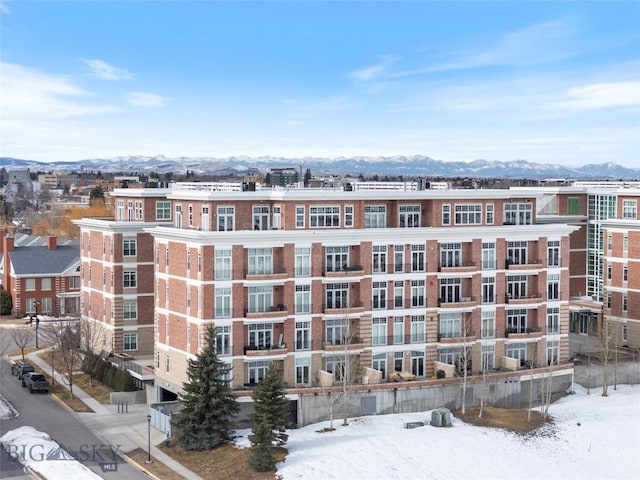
<box><xmin>0</xmin><ymin>230</ymin><xmax>81</xmax><ymax>317</ymax></box>
<box><xmin>76</xmin><ymin>183</ymin><xmax>579</xmax><ymax>401</ymax></box>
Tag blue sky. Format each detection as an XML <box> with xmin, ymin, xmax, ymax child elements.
<box><xmin>1</xmin><ymin>1</ymin><xmax>639</xmax><ymax>167</ymax></box>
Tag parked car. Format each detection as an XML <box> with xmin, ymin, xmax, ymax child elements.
<box><xmin>21</xmin><ymin>372</ymin><xmax>50</xmax><ymax>394</ymax></box>
<box><xmin>11</xmin><ymin>361</ymin><xmax>35</xmax><ymax>379</ymax></box>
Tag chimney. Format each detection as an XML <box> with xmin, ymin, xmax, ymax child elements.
<box><xmin>4</xmin><ymin>235</ymin><xmax>14</xmax><ymax>252</ymax></box>
<box><xmin>47</xmin><ymin>236</ymin><xmax>57</xmax><ymax>250</ymax></box>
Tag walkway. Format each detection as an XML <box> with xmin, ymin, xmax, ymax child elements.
<box><xmin>23</xmin><ymin>349</ymin><xmax>203</xmax><ymax>480</ymax></box>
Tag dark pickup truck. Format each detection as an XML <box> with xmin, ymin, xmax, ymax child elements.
<box><xmin>21</xmin><ymin>372</ymin><xmax>50</xmax><ymax>393</ymax></box>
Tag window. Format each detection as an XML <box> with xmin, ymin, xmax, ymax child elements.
<box><xmin>440</xmin><ymin>278</ymin><xmax>461</xmax><ymax>303</ymax></box>
<box><xmin>248</xmin><ymin>360</ymin><xmax>269</xmax><ymax>384</ymax></box>
<box><xmin>295</xmin><ymin>357</ymin><xmax>310</xmax><ymax>384</ymax></box>
<box><xmin>507</xmin><ymin>241</ymin><xmax>528</xmax><ymax>266</ymax></box>
<box><xmin>623</xmin><ymin>324</ymin><xmax>628</xmax><ymax>342</ymax></box>
<box><xmin>216</xmin><ymin>326</ymin><xmax>231</xmax><ymax>355</ymax></box>
<box><xmin>25</xmin><ymin>298</ymin><xmax>36</xmax><ymax>314</ymax></box>
<box><xmin>546</xmin><ymin>340</ymin><xmax>559</xmax><ymax>366</ymax></box>
<box><xmin>623</xmin><ymin>236</ymin><xmax>628</xmax><ymax>252</ymax></box>
<box><xmin>248</xmin><ymin>323</ymin><xmax>273</xmax><ymax>349</ymax></box>
<box><xmin>135</xmin><ymin>201</ymin><xmax>144</xmax><ymax>220</ymax></box>
<box><xmin>411</xmin><ymin>351</ymin><xmax>425</xmax><ymax>377</ymax></box>
<box><xmin>253</xmin><ymin>206</ymin><xmax>269</xmax><ymax>230</ymax></box>
<box><xmin>365</xmin><ymin>205</ymin><xmax>387</xmax><ymax>228</ymax></box>
<box><xmin>372</xmin><ymin>353</ymin><xmax>387</xmax><ymax>379</ymax></box>
<box><xmin>399</xmin><ymin>205</ymin><xmax>420</xmax><ymax>228</ymax></box>
<box><xmin>411</xmin><ymin>280</ymin><xmax>425</xmax><ymax>307</ymax></box>
<box><xmin>175</xmin><ymin>205</ymin><xmax>182</xmax><ymax>228</ymax></box>
<box><xmin>248</xmin><ymin>286</ymin><xmax>273</xmax><ymax>313</ymax></box>
<box><xmin>393</xmin><ymin>316</ymin><xmax>404</xmax><ymax>344</ymax></box>
<box><xmin>127</xmin><ymin>201</ymin><xmax>133</xmax><ymax>221</ymax></box>
<box><xmin>117</xmin><ymin>200</ymin><xmax>125</xmax><ymax>221</ymax></box>
<box><xmin>547</xmin><ymin>274</ymin><xmax>560</xmax><ymax>300</ymax></box>
<box><xmin>122</xmin><ymin>239</ymin><xmax>136</xmax><ymax>257</ymax></box>
<box><xmin>394</xmin><ymin>351</ymin><xmax>404</xmax><ymax>372</ymax></box>
<box><xmin>607</xmin><ymin>264</ymin><xmax>612</xmax><ymax>280</ymax></box>
<box><xmin>296</xmin><ymin>206</ymin><xmax>305</xmax><ymax>228</ymax></box>
<box><xmin>217</xmin><ymin>206</ymin><xmax>235</xmax><ymax>231</ymax></box>
<box><xmin>344</xmin><ymin>205</ymin><xmax>353</xmax><ymax>227</ymax></box>
<box><xmin>197</xmin><ymin>252</ymin><xmax>202</xmax><ymax>273</ymax></box>
<box><xmin>41</xmin><ymin>278</ymin><xmax>51</xmax><ymax>291</ymax></box>
<box><xmin>439</xmin><ymin>312</ymin><xmax>461</xmax><ymax>338</ymax></box>
<box><xmin>201</xmin><ymin>206</ymin><xmax>210</xmax><ymax>231</ymax></box>
<box><xmin>567</xmin><ymin>197</ymin><xmax>580</xmax><ymax>215</ymax></box>
<box><xmin>40</xmin><ymin>297</ymin><xmax>52</xmax><ymax>314</ymax></box>
<box><xmin>482</xmin><ymin>276</ymin><xmax>495</xmax><ymax>304</ymax></box>
<box><xmin>623</xmin><ymin>295</ymin><xmax>628</xmax><ymax>312</ymax></box>
<box><xmin>622</xmin><ymin>200</ymin><xmax>637</xmax><ymax>219</ymax></box>
<box><xmin>248</xmin><ymin>248</ymin><xmax>273</xmax><ymax>275</ymax></box>
<box><xmin>295</xmin><ymin>247</ymin><xmax>311</xmax><ymax>277</ymax></box>
<box><xmin>372</xmin><ymin>245</ymin><xmax>387</xmax><ymax>274</ymax></box>
<box><xmin>607</xmin><ymin>235</ymin><xmax>612</xmax><ymax>251</ymax></box>
<box><xmin>506</xmin><ymin>342</ymin><xmax>527</xmax><ymax>366</ymax></box>
<box><xmin>547</xmin><ymin>307</ymin><xmax>559</xmax><ymax>334</ymax></box>
<box><xmin>295</xmin><ymin>321</ymin><xmax>311</xmax><ymax>350</ymax></box>
<box><xmin>295</xmin><ymin>284</ymin><xmax>311</xmax><ymax>314</ymax></box>
<box><xmin>394</xmin><ymin>245</ymin><xmax>404</xmax><ymax>273</ymax></box>
<box><xmin>186</xmin><ymin>289</ymin><xmax>191</xmax><ymax>309</ymax></box>
<box><xmin>486</xmin><ymin>204</ymin><xmax>494</xmax><ymax>225</ymax></box>
<box><xmin>326</xmin><ymin>246</ymin><xmax>349</xmax><ymax>272</ymax></box>
<box><xmin>123</xmin><ymin>271</ymin><xmax>137</xmax><ymax>288</ymax></box>
<box><xmin>310</xmin><ymin>206</ymin><xmax>340</xmax><ymax>227</ymax></box>
<box><xmin>69</xmin><ymin>276</ymin><xmax>80</xmax><ymax>289</ymax></box>
<box><xmin>607</xmin><ymin>294</ymin><xmax>612</xmax><ymax>309</ymax></box>
<box><xmin>372</xmin><ymin>281</ymin><xmax>387</xmax><ymax>309</ymax></box>
<box><xmin>481</xmin><ymin>311</ymin><xmax>495</xmax><ymax>338</ymax></box>
<box><xmin>165</xmin><ymin>353</ymin><xmax>170</xmax><ymax>373</ymax></box>
<box><xmin>215</xmin><ymin>249</ymin><xmax>232</xmax><ymax>280</ymax></box>
<box><xmin>481</xmin><ymin>345</ymin><xmax>495</xmax><ymax>371</ymax></box>
<box><xmin>507</xmin><ymin>309</ymin><xmax>528</xmax><ymax>334</ymax></box>
<box><xmin>372</xmin><ymin>317</ymin><xmax>387</xmax><ymax>346</ymax></box>
<box><xmin>394</xmin><ymin>281</ymin><xmax>404</xmax><ymax>308</ymax></box>
<box><xmin>123</xmin><ymin>302</ymin><xmax>137</xmax><ymax>320</ymax></box>
<box><xmin>442</xmin><ymin>204</ymin><xmax>451</xmax><ymax>225</ymax></box>
<box><xmin>411</xmin><ymin>245</ymin><xmax>425</xmax><ymax>272</ymax></box>
<box><xmin>548</xmin><ymin>240</ymin><xmax>560</xmax><ymax>267</ymax></box>
<box><xmin>326</xmin><ymin>318</ymin><xmax>349</xmax><ymax>345</ymax></box>
<box><xmin>455</xmin><ymin>204</ymin><xmax>482</xmax><ymax>224</ymax></box>
<box><xmin>482</xmin><ymin>242</ymin><xmax>495</xmax><ymax>270</ymax></box>
<box><xmin>504</xmin><ymin>203</ymin><xmax>532</xmax><ymax>225</ymax></box>
<box><xmin>440</xmin><ymin>243</ymin><xmax>461</xmax><ymax>268</ymax></box>
<box><xmin>25</xmin><ymin>278</ymin><xmax>36</xmax><ymax>291</ymax></box>
<box><xmin>624</xmin><ymin>266</ymin><xmax>628</xmax><ymax>282</ymax></box>
<box><xmin>410</xmin><ymin>315</ymin><xmax>425</xmax><ymax>343</ymax></box>
<box><xmin>272</xmin><ymin>205</ymin><xmax>281</xmax><ymax>230</ymax></box>
<box><xmin>165</xmin><ymin>247</ymin><xmax>169</xmax><ymax>267</ymax></box>
<box><xmin>326</xmin><ymin>283</ymin><xmax>349</xmax><ymax>309</ymax></box>
<box><xmin>215</xmin><ymin>287</ymin><xmax>232</xmax><ymax>318</ymax></box>
<box><xmin>438</xmin><ymin>347</ymin><xmax>459</xmax><ymax>365</ymax></box>
<box><xmin>325</xmin><ymin>356</ymin><xmax>347</xmax><ymax>381</ymax></box>
<box><xmin>123</xmin><ymin>332</ymin><xmax>138</xmax><ymax>351</ymax></box>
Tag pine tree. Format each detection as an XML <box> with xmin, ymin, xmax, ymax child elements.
<box><xmin>248</xmin><ymin>365</ymin><xmax>289</xmax><ymax>471</ymax></box>
<box><xmin>173</xmin><ymin>326</ymin><xmax>239</xmax><ymax>450</ymax></box>
<box><xmin>251</xmin><ymin>364</ymin><xmax>289</xmax><ymax>446</ymax></box>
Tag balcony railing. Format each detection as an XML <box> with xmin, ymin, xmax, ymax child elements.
<box><xmin>324</xmin><ymin>265</ymin><xmax>365</xmax><ymax>277</ymax></box>
<box><xmin>439</xmin><ymin>262</ymin><xmax>476</xmax><ymax>273</ymax></box>
<box><xmin>243</xmin><ymin>344</ymin><xmax>288</xmax><ymax>356</ymax></box>
<box><xmin>438</xmin><ymin>330</ymin><xmax>477</xmax><ymax>343</ymax></box>
<box><xmin>322</xmin><ymin>337</ymin><xmax>365</xmax><ymax>351</ymax></box>
<box><xmin>245</xmin><ymin>304</ymin><xmax>288</xmax><ymax>318</ymax></box>
<box><xmin>505</xmin><ymin>259</ymin><xmax>543</xmax><ymax>270</ymax></box>
<box><xmin>505</xmin><ymin>327</ymin><xmax>543</xmax><ymax>338</ymax></box>
<box><xmin>245</xmin><ymin>267</ymin><xmax>288</xmax><ymax>280</ymax></box>
<box><xmin>505</xmin><ymin>293</ymin><xmax>542</xmax><ymax>304</ymax></box>
<box><xmin>323</xmin><ymin>301</ymin><xmax>364</xmax><ymax>314</ymax></box>
<box><xmin>438</xmin><ymin>296</ymin><xmax>477</xmax><ymax>307</ymax></box>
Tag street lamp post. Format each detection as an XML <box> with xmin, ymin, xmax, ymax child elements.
<box><xmin>146</xmin><ymin>414</ymin><xmax>152</xmax><ymax>463</ymax></box>
<box><xmin>50</xmin><ymin>347</ymin><xmax>55</xmax><ymax>387</ymax></box>
<box><xmin>34</xmin><ymin>301</ymin><xmax>40</xmax><ymax>349</ymax></box>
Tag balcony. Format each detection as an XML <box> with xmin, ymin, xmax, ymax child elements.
<box><xmin>245</xmin><ymin>267</ymin><xmax>288</xmax><ymax>281</ymax></box>
<box><xmin>324</xmin><ymin>265</ymin><xmax>365</xmax><ymax>278</ymax></box>
<box><xmin>505</xmin><ymin>327</ymin><xmax>543</xmax><ymax>339</ymax></box>
<box><xmin>323</xmin><ymin>301</ymin><xmax>364</xmax><ymax>314</ymax></box>
<box><xmin>439</xmin><ymin>262</ymin><xmax>476</xmax><ymax>273</ymax></box>
<box><xmin>438</xmin><ymin>330</ymin><xmax>477</xmax><ymax>343</ymax></box>
<box><xmin>245</xmin><ymin>304</ymin><xmax>288</xmax><ymax>319</ymax></box>
<box><xmin>438</xmin><ymin>296</ymin><xmax>477</xmax><ymax>308</ymax></box>
<box><xmin>505</xmin><ymin>259</ymin><xmax>543</xmax><ymax>270</ymax></box>
<box><xmin>505</xmin><ymin>293</ymin><xmax>542</xmax><ymax>305</ymax></box>
<box><xmin>323</xmin><ymin>337</ymin><xmax>366</xmax><ymax>352</ymax></box>
<box><xmin>243</xmin><ymin>344</ymin><xmax>288</xmax><ymax>356</ymax></box>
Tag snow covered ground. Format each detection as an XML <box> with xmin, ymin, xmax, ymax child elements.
<box><xmin>237</xmin><ymin>384</ymin><xmax>640</xmax><ymax>480</ymax></box>
<box><xmin>0</xmin><ymin>395</ymin><xmax>18</xmax><ymax>420</ymax></box>
<box><xmin>0</xmin><ymin>426</ymin><xmax>103</xmax><ymax>480</ymax></box>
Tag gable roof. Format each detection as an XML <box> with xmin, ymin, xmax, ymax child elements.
<box><xmin>8</xmin><ymin>245</ymin><xmax>80</xmax><ymax>276</ymax></box>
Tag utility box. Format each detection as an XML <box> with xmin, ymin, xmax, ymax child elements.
<box><xmin>431</xmin><ymin>408</ymin><xmax>452</xmax><ymax>427</ymax></box>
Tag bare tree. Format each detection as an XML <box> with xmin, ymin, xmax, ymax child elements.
<box><xmin>10</xmin><ymin>326</ymin><xmax>35</xmax><ymax>360</ymax></box>
<box><xmin>44</xmin><ymin>320</ymin><xmax>81</xmax><ymax>399</ymax></box>
<box><xmin>598</xmin><ymin>316</ymin><xmax>612</xmax><ymax>397</ymax></box>
<box><xmin>456</xmin><ymin>316</ymin><xmax>474</xmax><ymax>415</ymax></box>
<box><xmin>79</xmin><ymin>318</ymin><xmax>107</xmax><ymax>387</ymax></box>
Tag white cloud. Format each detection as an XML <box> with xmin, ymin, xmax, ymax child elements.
<box><xmin>81</xmin><ymin>58</ymin><xmax>133</xmax><ymax>80</ymax></box>
<box><xmin>553</xmin><ymin>81</ymin><xmax>640</xmax><ymax>109</ymax></box>
<box><xmin>349</xmin><ymin>55</ymin><xmax>398</xmax><ymax>81</ymax></box>
<box><xmin>127</xmin><ymin>92</ymin><xmax>166</xmax><ymax>108</ymax></box>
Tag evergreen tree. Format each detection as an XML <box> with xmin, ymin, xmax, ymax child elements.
<box><xmin>248</xmin><ymin>414</ymin><xmax>276</xmax><ymax>471</ymax></box>
<box><xmin>173</xmin><ymin>326</ymin><xmax>239</xmax><ymax>450</ymax></box>
<box><xmin>251</xmin><ymin>364</ymin><xmax>289</xmax><ymax>445</ymax></box>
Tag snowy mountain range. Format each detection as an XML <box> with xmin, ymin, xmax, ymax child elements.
<box><xmin>1</xmin><ymin>155</ymin><xmax>639</xmax><ymax>179</ymax></box>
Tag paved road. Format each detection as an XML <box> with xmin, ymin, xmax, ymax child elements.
<box><xmin>0</xmin><ymin>358</ymin><xmax>148</xmax><ymax>480</ymax></box>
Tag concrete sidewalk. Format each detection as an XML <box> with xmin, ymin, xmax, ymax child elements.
<box><xmin>23</xmin><ymin>349</ymin><xmax>203</xmax><ymax>480</ymax></box>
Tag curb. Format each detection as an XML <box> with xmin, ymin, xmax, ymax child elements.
<box><xmin>123</xmin><ymin>453</ymin><xmax>164</xmax><ymax>480</ymax></box>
